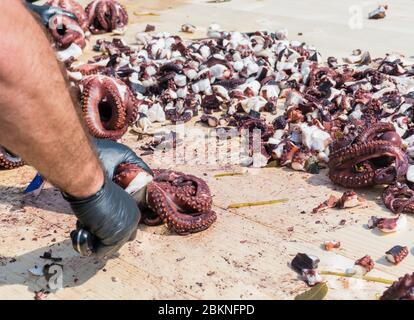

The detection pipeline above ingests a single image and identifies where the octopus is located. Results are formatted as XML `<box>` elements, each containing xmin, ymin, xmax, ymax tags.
<box><xmin>47</xmin><ymin>14</ymin><xmax>87</xmax><ymax>49</ymax></box>
<box><xmin>380</xmin><ymin>273</ymin><xmax>414</xmax><ymax>300</ymax></box>
<box><xmin>113</xmin><ymin>164</ymin><xmax>217</xmax><ymax>235</ymax></box>
<box><xmin>0</xmin><ymin>147</ymin><xmax>24</xmax><ymax>170</ymax></box>
<box><xmin>85</xmin><ymin>0</ymin><xmax>128</xmax><ymax>34</ymax></box>
<box><xmin>80</xmin><ymin>75</ymin><xmax>139</xmax><ymax>140</ymax></box>
<box><xmin>47</xmin><ymin>0</ymin><xmax>89</xmax><ymax>31</ymax></box>
<box><xmin>382</xmin><ymin>182</ymin><xmax>414</xmax><ymax>214</ymax></box>
<box><xmin>328</xmin><ymin>122</ymin><xmax>408</xmax><ymax>188</ymax></box>
<box><xmin>236</xmin><ymin>116</ymin><xmax>274</xmax><ymax>161</ymax></box>
<box><xmin>237</xmin><ymin>117</ymin><xmax>275</xmax><ymax>140</ymax></box>
<box><xmin>68</xmin><ymin>63</ymin><xmax>109</xmax><ymax>76</ymax></box>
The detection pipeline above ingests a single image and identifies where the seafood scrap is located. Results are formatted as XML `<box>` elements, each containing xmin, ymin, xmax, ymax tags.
<box><xmin>113</xmin><ymin>164</ymin><xmax>217</xmax><ymax>235</ymax></box>
<box><xmin>60</xmin><ymin>25</ymin><xmax>414</xmax><ymax>178</ymax></box>
<box><xmin>385</xmin><ymin>245</ymin><xmax>409</xmax><ymax>265</ymax></box>
<box><xmin>368</xmin><ymin>5</ymin><xmax>388</xmax><ymax>20</ymax></box>
<box><xmin>367</xmin><ymin>214</ymin><xmax>407</xmax><ymax>233</ymax></box>
<box><xmin>346</xmin><ymin>255</ymin><xmax>375</xmax><ymax>276</ymax></box>
<box><xmin>42</xmin><ymin>0</ymin><xmax>129</xmax><ymax>62</ymax></box>
<box><xmin>312</xmin><ymin>191</ymin><xmax>364</xmax><ymax>213</ymax></box>
<box><xmin>323</xmin><ymin>240</ymin><xmax>341</xmax><ymax>251</ymax></box>
<box><xmin>380</xmin><ymin>273</ymin><xmax>414</xmax><ymax>300</ymax></box>
<box><xmin>291</xmin><ymin>253</ymin><xmax>322</xmax><ymax>287</ymax></box>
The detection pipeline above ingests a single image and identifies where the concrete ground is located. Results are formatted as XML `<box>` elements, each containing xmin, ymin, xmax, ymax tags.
<box><xmin>0</xmin><ymin>0</ymin><xmax>413</xmax><ymax>300</ymax></box>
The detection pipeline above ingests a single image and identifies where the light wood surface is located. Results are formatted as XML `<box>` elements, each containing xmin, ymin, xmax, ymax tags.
<box><xmin>0</xmin><ymin>0</ymin><xmax>413</xmax><ymax>300</ymax></box>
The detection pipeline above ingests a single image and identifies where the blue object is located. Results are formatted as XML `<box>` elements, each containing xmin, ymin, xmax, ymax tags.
<box><xmin>24</xmin><ymin>173</ymin><xmax>45</xmax><ymax>194</ymax></box>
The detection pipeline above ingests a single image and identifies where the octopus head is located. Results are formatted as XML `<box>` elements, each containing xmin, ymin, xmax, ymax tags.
<box><xmin>380</xmin><ymin>131</ymin><xmax>402</xmax><ymax>148</ymax></box>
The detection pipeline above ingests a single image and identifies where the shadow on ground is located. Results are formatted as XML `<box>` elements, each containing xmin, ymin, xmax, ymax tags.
<box><xmin>0</xmin><ymin>239</ymin><xmax>116</xmax><ymax>298</ymax></box>
<box><xmin>305</xmin><ymin>169</ymin><xmax>389</xmax><ymax>207</ymax></box>
<box><xmin>0</xmin><ymin>185</ymin><xmax>72</xmax><ymax>215</ymax></box>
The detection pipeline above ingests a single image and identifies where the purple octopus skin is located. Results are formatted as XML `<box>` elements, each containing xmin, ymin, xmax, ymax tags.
<box><xmin>80</xmin><ymin>75</ymin><xmax>139</xmax><ymax>140</ymax></box>
<box><xmin>113</xmin><ymin>164</ymin><xmax>217</xmax><ymax>235</ymax></box>
<box><xmin>382</xmin><ymin>183</ymin><xmax>414</xmax><ymax>214</ymax></box>
<box><xmin>0</xmin><ymin>147</ymin><xmax>24</xmax><ymax>170</ymax></box>
<box><xmin>328</xmin><ymin>122</ymin><xmax>408</xmax><ymax>188</ymax></box>
<box><xmin>380</xmin><ymin>273</ymin><xmax>414</xmax><ymax>300</ymax></box>
<box><xmin>85</xmin><ymin>0</ymin><xmax>129</xmax><ymax>34</ymax></box>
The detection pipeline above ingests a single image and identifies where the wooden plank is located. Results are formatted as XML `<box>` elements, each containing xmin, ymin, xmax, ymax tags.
<box><xmin>118</xmin><ymin>207</ymin><xmax>296</xmax><ymax>299</ymax></box>
<box><xmin>1</xmin><ymin>0</ymin><xmax>413</xmax><ymax>300</ymax></box>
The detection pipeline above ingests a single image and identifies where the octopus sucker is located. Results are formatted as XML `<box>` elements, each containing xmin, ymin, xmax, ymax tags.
<box><xmin>147</xmin><ymin>181</ymin><xmax>216</xmax><ymax>235</ymax></box>
<box><xmin>85</xmin><ymin>0</ymin><xmax>129</xmax><ymax>34</ymax></box>
<box><xmin>0</xmin><ymin>147</ymin><xmax>24</xmax><ymax>170</ymax></box>
<box><xmin>68</xmin><ymin>64</ymin><xmax>108</xmax><ymax>76</ymax></box>
<box><xmin>47</xmin><ymin>0</ymin><xmax>89</xmax><ymax>31</ymax></box>
<box><xmin>328</xmin><ymin>123</ymin><xmax>408</xmax><ymax>188</ymax></box>
<box><xmin>382</xmin><ymin>183</ymin><xmax>414</xmax><ymax>214</ymax></box>
<box><xmin>80</xmin><ymin>75</ymin><xmax>138</xmax><ymax>139</ymax></box>
<box><xmin>113</xmin><ymin>164</ymin><xmax>217</xmax><ymax>235</ymax></box>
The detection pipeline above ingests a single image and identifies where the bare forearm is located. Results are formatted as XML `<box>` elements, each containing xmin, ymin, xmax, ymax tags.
<box><xmin>0</xmin><ymin>1</ymin><xmax>103</xmax><ymax>197</ymax></box>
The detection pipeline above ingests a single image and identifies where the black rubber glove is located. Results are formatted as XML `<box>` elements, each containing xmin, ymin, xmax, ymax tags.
<box><xmin>64</xmin><ymin>177</ymin><xmax>140</xmax><ymax>257</ymax></box>
<box><xmin>93</xmin><ymin>138</ymin><xmax>153</xmax><ymax>179</ymax></box>
<box><xmin>25</xmin><ymin>1</ymin><xmax>78</xmax><ymax>27</ymax></box>
<box><xmin>64</xmin><ymin>140</ymin><xmax>151</xmax><ymax>258</ymax></box>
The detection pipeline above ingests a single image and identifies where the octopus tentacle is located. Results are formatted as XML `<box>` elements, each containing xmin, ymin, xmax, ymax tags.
<box><xmin>329</xmin><ymin>140</ymin><xmax>404</xmax><ymax>170</ymax></box>
<box><xmin>329</xmin><ymin>161</ymin><xmax>376</xmax><ymax>188</ymax></box>
<box><xmin>354</xmin><ymin>122</ymin><xmax>395</xmax><ymax>144</ymax></box>
<box><xmin>68</xmin><ymin>64</ymin><xmax>109</xmax><ymax>76</ymax></box>
<box><xmin>172</xmin><ymin>175</ymin><xmax>213</xmax><ymax>212</ymax></box>
<box><xmin>382</xmin><ymin>183</ymin><xmax>414</xmax><ymax>214</ymax></box>
<box><xmin>0</xmin><ymin>147</ymin><xmax>24</xmax><ymax>170</ymax></box>
<box><xmin>81</xmin><ymin>75</ymin><xmax>138</xmax><ymax>139</ymax></box>
<box><xmin>165</xmin><ymin>109</ymin><xmax>194</xmax><ymax>124</ymax></box>
<box><xmin>96</xmin><ymin>2</ymin><xmax>110</xmax><ymax>32</ymax></box>
<box><xmin>85</xmin><ymin>0</ymin><xmax>129</xmax><ymax>34</ymax></box>
<box><xmin>113</xmin><ymin>165</ymin><xmax>217</xmax><ymax>235</ymax></box>
<box><xmin>47</xmin><ymin>0</ymin><xmax>89</xmax><ymax>31</ymax></box>
<box><xmin>101</xmin><ymin>79</ymin><xmax>127</xmax><ymax>129</ymax></box>
<box><xmin>141</xmin><ymin>209</ymin><xmax>164</xmax><ymax>226</ymax></box>
<box><xmin>48</xmin><ymin>15</ymin><xmax>86</xmax><ymax>49</ymax></box>
<box><xmin>380</xmin><ymin>273</ymin><xmax>414</xmax><ymax>300</ymax></box>
<box><xmin>328</xmin><ymin>123</ymin><xmax>408</xmax><ymax>188</ymax></box>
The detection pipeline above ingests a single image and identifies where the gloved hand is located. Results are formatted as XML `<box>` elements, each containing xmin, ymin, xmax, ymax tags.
<box><xmin>93</xmin><ymin>138</ymin><xmax>153</xmax><ymax>179</ymax></box>
<box><xmin>25</xmin><ymin>0</ymin><xmax>78</xmax><ymax>27</ymax></box>
<box><xmin>64</xmin><ymin>176</ymin><xmax>140</xmax><ymax>258</ymax></box>
<box><xmin>94</xmin><ymin>138</ymin><xmax>154</xmax><ymax>207</ymax></box>
<box><xmin>64</xmin><ymin>139</ymin><xmax>152</xmax><ymax>258</ymax></box>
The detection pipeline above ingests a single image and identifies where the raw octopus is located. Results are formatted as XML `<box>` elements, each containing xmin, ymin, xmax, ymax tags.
<box><xmin>328</xmin><ymin>122</ymin><xmax>408</xmax><ymax>188</ymax></box>
<box><xmin>380</xmin><ymin>273</ymin><xmax>414</xmax><ymax>300</ymax></box>
<box><xmin>85</xmin><ymin>0</ymin><xmax>128</xmax><ymax>34</ymax></box>
<box><xmin>47</xmin><ymin>14</ymin><xmax>87</xmax><ymax>50</ymax></box>
<box><xmin>39</xmin><ymin>0</ymin><xmax>130</xmax><ymax>62</ymax></box>
<box><xmin>113</xmin><ymin>163</ymin><xmax>217</xmax><ymax>235</ymax></box>
<box><xmin>64</xmin><ymin>30</ymin><xmax>414</xmax><ymax>174</ymax></box>
<box><xmin>0</xmin><ymin>147</ymin><xmax>24</xmax><ymax>170</ymax></box>
<box><xmin>80</xmin><ymin>75</ymin><xmax>139</xmax><ymax>139</ymax></box>
<box><xmin>47</xmin><ymin>0</ymin><xmax>89</xmax><ymax>31</ymax></box>
<box><xmin>382</xmin><ymin>182</ymin><xmax>414</xmax><ymax>214</ymax></box>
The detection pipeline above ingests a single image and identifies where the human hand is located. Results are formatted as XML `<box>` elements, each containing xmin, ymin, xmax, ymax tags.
<box><xmin>93</xmin><ymin>138</ymin><xmax>153</xmax><ymax>179</ymax></box>
<box><xmin>64</xmin><ymin>139</ymin><xmax>152</xmax><ymax>257</ymax></box>
<box><xmin>64</xmin><ymin>176</ymin><xmax>140</xmax><ymax>257</ymax></box>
